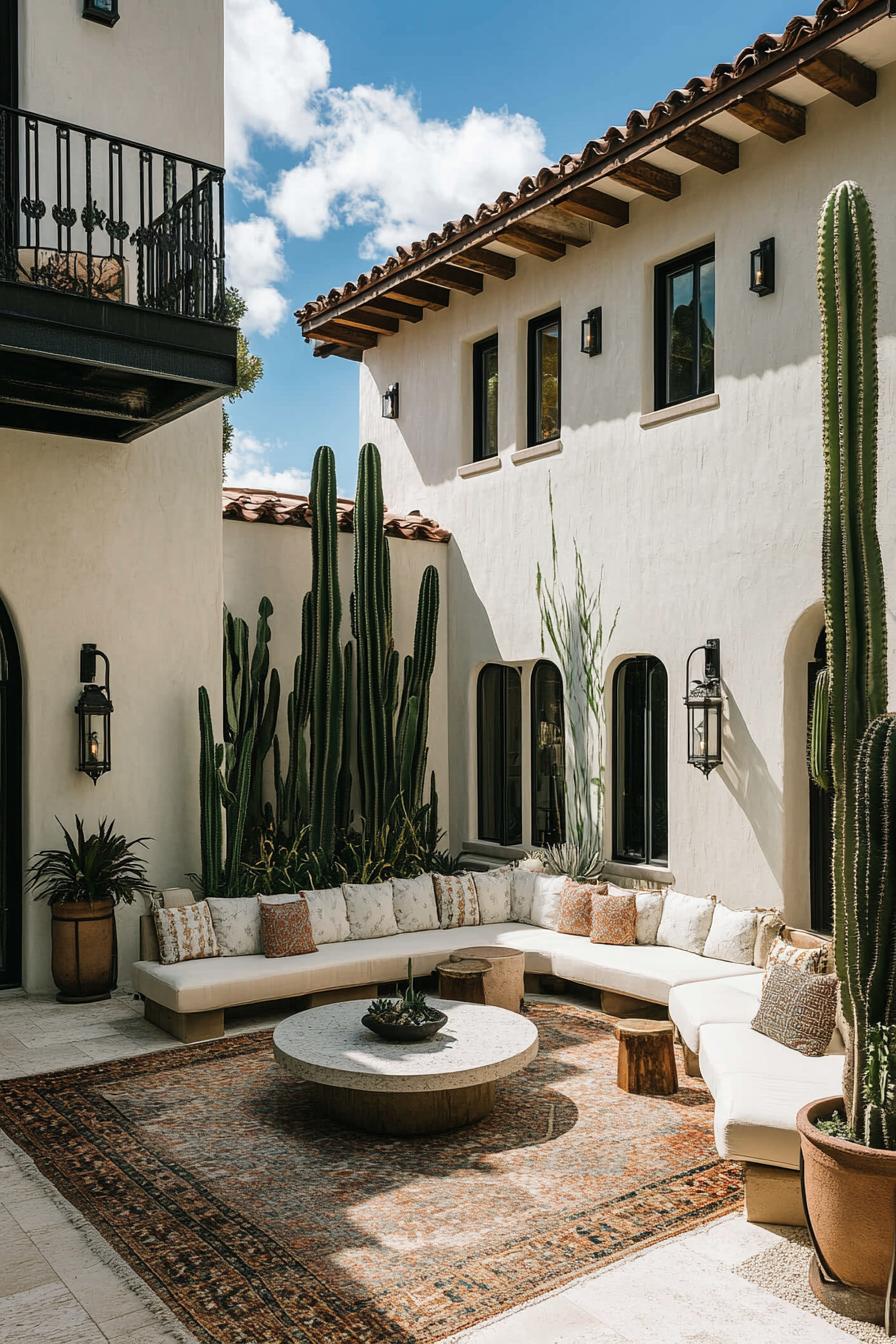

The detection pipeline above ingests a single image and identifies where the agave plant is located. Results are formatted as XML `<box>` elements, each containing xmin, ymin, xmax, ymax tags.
<box><xmin>28</xmin><ymin>817</ymin><xmax>154</xmax><ymax>906</ymax></box>
<box><xmin>531</xmin><ymin>838</ymin><xmax>604</xmax><ymax>882</ymax></box>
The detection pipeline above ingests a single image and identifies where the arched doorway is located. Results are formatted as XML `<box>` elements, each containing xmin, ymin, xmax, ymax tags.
<box><xmin>808</xmin><ymin>628</ymin><xmax>833</xmax><ymax>934</ymax></box>
<box><xmin>0</xmin><ymin>595</ymin><xmax>22</xmax><ymax>987</ymax></box>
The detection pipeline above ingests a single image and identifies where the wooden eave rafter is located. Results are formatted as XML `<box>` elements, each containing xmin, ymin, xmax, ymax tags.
<box><xmin>304</xmin><ymin>1</ymin><xmax>886</xmax><ymax>354</ymax></box>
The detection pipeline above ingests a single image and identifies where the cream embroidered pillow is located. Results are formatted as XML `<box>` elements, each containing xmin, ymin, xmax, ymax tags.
<box><xmin>525</xmin><ymin>874</ymin><xmax>568</xmax><ymax>930</ymax></box>
<box><xmin>342</xmin><ymin>883</ymin><xmax>399</xmax><ymax>940</ymax></box>
<box><xmin>392</xmin><ymin>874</ymin><xmax>439</xmax><ymax>933</ymax></box>
<box><xmin>656</xmin><ymin>890</ymin><xmax>716</xmax><ymax>955</ymax></box>
<box><xmin>433</xmin><ymin>873</ymin><xmax>480</xmax><ymax>929</ymax></box>
<box><xmin>302</xmin><ymin>887</ymin><xmax>351</xmax><ymax>944</ymax></box>
<box><xmin>635</xmin><ymin>890</ymin><xmax>665</xmax><ymax>945</ymax></box>
<box><xmin>703</xmin><ymin>903</ymin><xmax>757</xmax><ymax>965</ymax></box>
<box><xmin>473</xmin><ymin>868</ymin><xmax>513</xmax><ymax>924</ymax></box>
<box><xmin>153</xmin><ymin>901</ymin><xmax>220</xmax><ymax>966</ymax></box>
<box><xmin>510</xmin><ymin>868</ymin><xmax>535</xmax><ymax>923</ymax></box>
<box><xmin>206</xmin><ymin>896</ymin><xmax>262</xmax><ymax>956</ymax></box>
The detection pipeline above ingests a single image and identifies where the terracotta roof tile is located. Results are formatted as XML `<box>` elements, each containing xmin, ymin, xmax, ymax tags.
<box><xmin>297</xmin><ymin>0</ymin><xmax>876</xmax><ymax>329</ymax></box>
<box><xmin>222</xmin><ymin>487</ymin><xmax>450</xmax><ymax>543</ymax></box>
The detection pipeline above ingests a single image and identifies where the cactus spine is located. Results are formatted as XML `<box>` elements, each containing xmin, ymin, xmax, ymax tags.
<box><xmin>308</xmin><ymin>445</ymin><xmax>343</xmax><ymax>856</ymax></box>
<box><xmin>818</xmin><ymin>180</ymin><xmax>893</xmax><ymax>1143</ymax></box>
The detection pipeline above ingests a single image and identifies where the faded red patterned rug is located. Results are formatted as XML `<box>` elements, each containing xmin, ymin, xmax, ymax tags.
<box><xmin>0</xmin><ymin>1001</ymin><xmax>741</xmax><ymax>1343</ymax></box>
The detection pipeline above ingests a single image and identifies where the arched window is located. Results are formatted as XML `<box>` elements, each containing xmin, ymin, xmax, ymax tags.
<box><xmin>613</xmin><ymin>656</ymin><xmax>668</xmax><ymax>865</ymax></box>
<box><xmin>0</xmin><ymin>596</ymin><xmax>22</xmax><ymax>987</ymax></box>
<box><xmin>531</xmin><ymin>660</ymin><xmax>565</xmax><ymax>847</ymax></box>
<box><xmin>477</xmin><ymin>664</ymin><xmax>522</xmax><ymax>846</ymax></box>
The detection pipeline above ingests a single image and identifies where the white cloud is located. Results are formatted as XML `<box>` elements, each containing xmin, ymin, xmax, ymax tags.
<box><xmin>226</xmin><ymin>215</ymin><xmax>289</xmax><ymax>336</ymax></box>
<box><xmin>226</xmin><ymin>428</ymin><xmax>311</xmax><ymax>495</ymax></box>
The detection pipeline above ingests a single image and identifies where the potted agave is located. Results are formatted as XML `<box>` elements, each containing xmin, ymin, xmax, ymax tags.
<box><xmin>799</xmin><ymin>180</ymin><xmax>896</xmax><ymax>1331</ymax></box>
<box><xmin>29</xmin><ymin>817</ymin><xmax>153</xmax><ymax>1002</ymax></box>
<box><xmin>363</xmin><ymin>960</ymin><xmax>447</xmax><ymax>1042</ymax></box>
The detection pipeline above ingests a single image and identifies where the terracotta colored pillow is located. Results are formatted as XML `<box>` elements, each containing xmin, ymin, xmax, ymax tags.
<box><xmin>590</xmin><ymin>889</ymin><xmax>637</xmax><ymax>946</ymax></box>
<box><xmin>258</xmin><ymin>896</ymin><xmax>318</xmax><ymax>958</ymax></box>
<box><xmin>557</xmin><ymin>879</ymin><xmax>607</xmax><ymax>937</ymax></box>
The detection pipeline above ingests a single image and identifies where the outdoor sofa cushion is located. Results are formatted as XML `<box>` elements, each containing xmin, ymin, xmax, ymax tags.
<box><xmin>549</xmin><ymin>941</ymin><xmax>755</xmax><ymax>1004</ymax></box>
<box><xmin>668</xmin><ymin>971</ymin><xmax>764</xmax><ymax>1052</ymax></box>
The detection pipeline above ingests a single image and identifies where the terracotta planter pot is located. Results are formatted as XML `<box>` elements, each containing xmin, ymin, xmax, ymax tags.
<box><xmin>51</xmin><ymin>900</ymin><xmax>116</xmax><ymax>1003</ymax></box>
<box><xmin>798</xmin><ymin>1095</ymin><xmax>896</xmax><ymax>1314</ymax></box>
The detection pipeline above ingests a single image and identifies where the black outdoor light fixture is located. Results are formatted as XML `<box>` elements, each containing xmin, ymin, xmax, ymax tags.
<box><xmin>381</xmin><ymin>382</ymin><xmax>399</xmax><ymax>419</ymax></box>
<box><xmin>75</xmin><ymin>644</ymin><xmax>112</xmax><ymax>783</ymax></box>
<box><xmin>580</xmin><ymin>307</ymin><xmax>602</xmax><ymax>357</ymax></box>
<box><xmin>685</xmin><ymin>639</ymin><xmax>723</xmax><ymax>776</ymax></box>
<box><xmin>750</xmin><ymin>238</ymin><xmax>775</xmax><ymax>296</ymax></box>
<box><xmin>82</xmin><ymin>0</ymin><xmax>120</xmax><ymax>26</ymax></box>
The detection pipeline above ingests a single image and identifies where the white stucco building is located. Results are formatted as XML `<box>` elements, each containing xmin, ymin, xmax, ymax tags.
<box><xmin>299</xmin><ymin>1</ymin><xmax>896</xmax><ymax>930</ymax></box>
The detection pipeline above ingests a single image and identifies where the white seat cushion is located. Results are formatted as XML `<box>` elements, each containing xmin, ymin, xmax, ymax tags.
<box><xmin>699</xmin><ymin>1022</ymin><xmax>845</xmax><ymax>1169</ymax></box>
<box><xmin>669</xmin><ymin>972</ymin><xmax>764</xmax><ymax>1052</ymax></box>
<box><xmin>550</xmin><ymin>943</ymin><xmax>756</xmax><ymax>1005</ymax></box>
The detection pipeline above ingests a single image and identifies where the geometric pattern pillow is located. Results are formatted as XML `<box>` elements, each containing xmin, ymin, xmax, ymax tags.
<box><xmin>752</xmin><ymin>963</ymin><xmax>839</xmax><ymax>1056</ymax></box>
<box><xmin>433</xmin><ymin>873</ymin><xmax>480</xmax><ymax>929</ymax></box>
<box><xmin>153</xmin><ymin>901</ymin><xmax>220</xmax><ymax>966</ymax></box>
<box><xmin>590</xmin><ymin>889</ymin><xmax>637</xmax><ymax>946</ymax></box>
<box><xmin>258</xmin><ymin>896</ymin><xmax>317</xmax><ymax>958</ymax></box>
<box><xmin>764</xmin><ymin>934</ymin><xmax>829</xmax><ymax>981</ymax></box>
<box><xmin>557</xmin><ymin>879</ymin><xmax>605</xmax><ymax>937</ymax></box>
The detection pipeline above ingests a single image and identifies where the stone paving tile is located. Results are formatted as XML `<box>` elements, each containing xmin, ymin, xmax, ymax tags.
<box><xmin>0</xmin><ymin>1279</ymin><xmax>107</xmax><ymax>1344</ymax></box>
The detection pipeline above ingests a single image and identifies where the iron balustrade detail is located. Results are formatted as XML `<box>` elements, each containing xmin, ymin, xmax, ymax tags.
<box><xmin>0</xmin><ymin>104</ymin><xmax>227</xmax><ymax>322</ymax></box>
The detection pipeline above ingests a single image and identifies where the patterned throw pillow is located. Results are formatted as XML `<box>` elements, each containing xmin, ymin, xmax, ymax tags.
<box><xmin>752</xmin><ymin>963</ymin><xmax>839</xmax><ymax>1056</ymax></box>
<box><xmin>258</xmin><ymin>896</ymin><xmax>317</xmax><ymax>958</ymax></box>
<box><xmin>302</xmin><ymin>888</ymin><xmax>351</xmax><ymax>944</ymax></box>
<box><xmin>153</xmin><ymin>901</ymin><xmax>221</xmax><ymax>966</ymax></box>
<box><xmin>433</xmin><ymin>873</ymin><xmax>480</xmax><ymax>929</ymax></box>
<box><xmin>656</xmin><ymin>890</ymin><xmax>716</xmax><ymax>955</ymax></box>
<box><xmin>206</xmin><ymin>896</ymin><xmax>262</xmax><ymax>956</ymax></box>
<box><xmin>510</xmin><ymin>868</ymin><xmax>535</xmax><ymax>923</ymax></box>
<box><xmin>764</xmin><ymin>934</ymin><xmax>829</xmax><ymax>981</ymax></box>
<box><xmin>342</xmin><ymin>883</ymin><xmax>400</xmax><ymax>940</ymax></box>
<box><xmin>752</xmin><ymin>909</ymin><xmax>786</xmax><ymax>967</ymax></box>
<box><xmin>557</xmin><ymin>879</ymin><xmax>607</xmax><ymax>937</ymax></box>
<box><xmin>392</xmin><ymin>874</ymin><xmax>439</xmax><ymax>933</ymax></box>
<box><xmin>590</xmin><ymin>889</ymin><xmax>637</xmax><ymax>946</ymax></box>
<box><xmin>473</xmin><ymin>868</ymin><xmax>513</xmax><ymax>924</ymax></box>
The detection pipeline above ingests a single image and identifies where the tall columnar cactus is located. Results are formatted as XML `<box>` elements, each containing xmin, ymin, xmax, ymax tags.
<box><xmin>397</xmin><ymin>564</ymin><xmax>440</xmax><ymax>808</ymax></box>
<box><xmin>198</xmin><ymin>685</ymin><xmax>222</xmax><ymax>897</ymax></box>
<box><xmin>308</xmin><ymin>445</ymin><xmax>343</xmax><ymax>856</ymax></box>
<box><xmin>818</xmin><ymin>180</ymin><xmax>892</xmax><ymax>1142</ymax></box>
<box><xmin>354</xmin><ymin>441</ymin><xmax>392</xmax><ymax>832</ymax></box>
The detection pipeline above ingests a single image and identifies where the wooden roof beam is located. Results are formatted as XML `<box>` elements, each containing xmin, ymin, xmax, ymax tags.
<box><xmin>798</xmin><ymin>49</ymin><xmax>877</xmax><ymax>106</ymax></box>
<box><xmin>308</xmin><ymin>320</ymin><xmax>378</xmax><ymax>350</ymax></box>
<box><xmin>556</xmin><ymin>185</ymin><xmax>629</xmax><ymax>228</ymax></box>
<box><xmin>452</xmin><ymin>246</ymin><xmax>516</xmax><ymax>279</ymax></box>
<box><xmin>392</xmin><ymin>278</ymin><xmax>451</xmax><ymax>308</ymax></box>
<box><xmin>729</xmin><ymin>89</ymin><xmax>806</xmax><ymax>142</ymax></box>
<box><xmin>426</xmin><ymin>262</ymin><xmax>485</xmax><ymax>295</ymax></box>
<box><xmin>312</xmin><ymin>341</ymin><xmax>363</xmax><ymax>362</ymax></box>
<box><xmin>329</xmin><ymin>310</ymin><xmax>399</xmax><ymax>336</ymax></box>
<box><xmin>611</xmin><ymin>160</ymin><xmax>681</xmax><ymax>201</ymax></box>
<box><xmin>359</xmin><ymin>296</ymin><xmax>424</xmax><ymax>323</ymax></box>
<box><xmin>667</xmin><ymin>124</ymin><xmax>739</xmax><ymax>173</ymax></box>
<box><xmin>499</xmin><ymin>223</ymin><xmax>566</xmax><ymax>261</ymax></box>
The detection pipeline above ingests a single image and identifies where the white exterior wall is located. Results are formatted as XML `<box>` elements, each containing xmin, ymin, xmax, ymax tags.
<box><xmin>2</xmin><ymin>0</ymin><xmax>226</xmax><ymax>990</ymax></box>
<box><xmin>223</xmin><ymin>521</ymin><xmax>451</xmax><ymax>839</ymax></box>
<box><xmin>358</xmin><ymin>65</ymin><xmax>896</xmax><ymax>924</ymax></box>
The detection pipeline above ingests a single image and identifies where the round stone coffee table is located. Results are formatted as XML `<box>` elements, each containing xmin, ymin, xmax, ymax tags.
<box><xmin>273</xmin><ymin>998</ymin><xmax>538</xmax><ymax>1136</ymax></box>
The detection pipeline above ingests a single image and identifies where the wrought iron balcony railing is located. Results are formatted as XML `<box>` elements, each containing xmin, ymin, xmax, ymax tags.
<box><xmin>0</xmin><ymin>105</ymin><xmax>227</xmax><ymax>323</ymax></box>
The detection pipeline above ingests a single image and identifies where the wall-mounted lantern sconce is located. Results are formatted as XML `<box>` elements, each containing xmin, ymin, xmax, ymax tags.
<box><xmin>750</xmin><ymin>238</ymin><xmax>775</xmax><ymax>296</ymax></box>
<box><xmin>83</xmin><ymin>0</ymin><xmax>120</xmax><ymax>25</ymax></box>
<box><xmin>381</xmin><ymin>383</ymin><xmax>399</xmax><ymax>419</ymax></box>
<box><xmin>75</xmin><ymin>644</ymin><xmax>112</xmax><ymax>783</ymax></box>
<box><xmin>580</xmin><ymin>307</ymin><xmax>602</xmax><ymax>356</ymax></box>
<box><xmin>685</xmin><ymin>638</ymin><xmax>723</xmax><ymax>776</ymax></box>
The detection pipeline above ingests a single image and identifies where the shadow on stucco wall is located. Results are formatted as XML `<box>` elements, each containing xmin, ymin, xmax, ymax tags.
<box><xmin>718</xmin><ymin>682</ymin><xmax>784</xmax><ymax>910</ymax></box>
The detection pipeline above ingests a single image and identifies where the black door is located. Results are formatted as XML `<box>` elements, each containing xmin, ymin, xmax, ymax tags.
<box><xmin>808</xmin><ymin>628</ymin><xmax>833</xmax><ymax>935</ymax></box>
<box><xmin>0</xmin><ymin>0</ymin><xmax>18</xmax><ymax>278</ymax></box>
<box><xmin>0</xmin><ymin>0</ymin><xmax>16</xmax><ymax>106</ymax></box>
<box><xmin>0</xmin><ymin>595</ymin><xmax>22</xmax><ymax>987</ymax></box>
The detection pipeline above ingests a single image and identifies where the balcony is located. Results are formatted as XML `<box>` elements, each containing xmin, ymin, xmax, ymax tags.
<box><xmin>0</xmin><ymin>106</ymin><xmax>237</xmax><ymax>442</ymax></box>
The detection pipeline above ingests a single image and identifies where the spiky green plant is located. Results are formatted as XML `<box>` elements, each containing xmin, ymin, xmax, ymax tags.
<box><xmin>29</xmin><ymin>817</ymin><xmax>153</xmax><ymax>906</ymax></box>
<box><xmin>308</xmin><ymin>445</ymin><xmax>343</xmax><ymax>857</ymax></box>
<box><xmin>817</xmin><ymin>180</ymin><xmax>894</xmax><ymax>1147</ymax></box>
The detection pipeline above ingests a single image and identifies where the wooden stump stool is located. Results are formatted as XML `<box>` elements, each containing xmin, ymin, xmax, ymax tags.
<box><xmin>452</xmin><ymin>946</ymin><xmax>526</xmax><ymax>1014</ymax></box>
<box><xmin>436</xmin><ymin>957</ymin><xmax>491</xmax><ymax>1006</ymax></box>
<box><xmin>614</xmin><ymin>1019</ymin><xmax>678</xmax><ymax>1095</ymax></box>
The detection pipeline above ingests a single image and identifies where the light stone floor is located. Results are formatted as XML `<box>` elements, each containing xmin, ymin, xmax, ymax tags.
<box><xmin>0</xmin><ymin>988</ymin><xmax>864</xmax><ymax>1344</ymax></box>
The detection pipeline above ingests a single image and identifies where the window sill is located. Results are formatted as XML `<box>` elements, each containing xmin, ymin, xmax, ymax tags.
<box><xmin>639</xmin><ymin>393</ymin><xmax>720</xmax><ymax>429</ymax></box>
<box><xmin>462</xmin><ymin>840</ymin><xmax>525</xmax><ymax>862</ymax></box>
<box><xmin>603</xmin><ymin>860</ymin><xmax>675</xmax><ymax>887</ymax></box>
<box><xmin>511</xmin><ymin>438</ymin><xmax>563</xmax><ymax>465</ymax></box>
<box><xmin>458</xmin><ymin>456</ymin><xmax>501</xmax><ymax>479</ymax></box>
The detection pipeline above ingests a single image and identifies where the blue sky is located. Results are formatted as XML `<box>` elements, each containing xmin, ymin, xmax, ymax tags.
<box><xmin>224</xmin><ymin>0</ymin><xmax>808</xmax><ymax>495</ymax></box>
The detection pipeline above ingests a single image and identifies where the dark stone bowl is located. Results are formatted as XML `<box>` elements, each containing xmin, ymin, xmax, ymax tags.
<box><xmin>361</xmin><ymin>1010</ymin><xmax>448</xmax><ymax>1043</ymax></box>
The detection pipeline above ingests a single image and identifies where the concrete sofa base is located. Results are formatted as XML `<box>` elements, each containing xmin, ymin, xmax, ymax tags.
<box><xmin>744</xmin><ymin>1162</ymin><xmax>805</xmax><ymax>1227</ymax></box>
<box><xmin>145</xmin><ymin>998</ymin><xmax>225</xmax><ymax>1043</ymax></box>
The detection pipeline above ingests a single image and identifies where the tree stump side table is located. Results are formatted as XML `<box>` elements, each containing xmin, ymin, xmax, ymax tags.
<box><xmin>439</xmin><ymin>946</ymin><xmax>526</xmax><ymax>1014</ymax></box>
<box><xmin>614</xmin><ymin>1018</ymin><xmax>678</xmax><ymax>1095</ymax></box>
<box><xmin>436</xmin><ymin>957</ymin><xmax>491</xmax><ymax>1006</ymax></box>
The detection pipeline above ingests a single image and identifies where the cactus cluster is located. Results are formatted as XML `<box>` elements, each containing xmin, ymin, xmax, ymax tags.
<box><xmin>199</xmin><ymin>441</ymin><xmax>441</xmax><ymax>891</ymax></box>
<box><xmin>817</xmin><ymin>180</ymin><xmax>895</xmax><ymax>1148</ymax></box>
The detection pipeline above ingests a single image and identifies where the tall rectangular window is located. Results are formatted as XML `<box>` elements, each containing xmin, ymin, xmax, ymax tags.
<box><xmin>654</xmin><ymin>246</ymin><xmax>714</xmax><ymax>410</ymax></box>
<box><xmin>527</xmin><ymin>309</ymin><xmax>561</xmax><ymax>447</ymax></box>
<box><xmin>472</xmin><ymin>334</ymin><xmax>499</xmax><ymax>461</ymax></box>
<box><xmin>613</xmin><ymin>656</ymin><xmax>668</xmax><ymax>866</ymax></box>
<box><xmin>477</xmin><ymin>664</ymin><xmax>522</xmax><ymax>846</ymax></box>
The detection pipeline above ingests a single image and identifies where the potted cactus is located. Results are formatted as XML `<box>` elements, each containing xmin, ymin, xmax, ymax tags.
<box><xmin>798</xmin><ymin>180</ymin><xmax>896</xmax><ymax>1330</ymax></box>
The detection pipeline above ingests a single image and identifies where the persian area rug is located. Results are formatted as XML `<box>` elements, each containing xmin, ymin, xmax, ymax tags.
<box><xmin>0</xmin><ymin>1001</ymin><xmax>742</xmax><ymax>1344</ymax></box>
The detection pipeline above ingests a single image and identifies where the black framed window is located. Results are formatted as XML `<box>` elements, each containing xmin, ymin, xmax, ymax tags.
<box><xmin>472</xmin><ymin>334</ymin><xmax>499</xmax><ymax>461</ymax></box>
<box><xmin>654</xmin><ymin>246</ymin><xmax>714</xmax><ymax>410</ymax></box>
<box><xmin>613</xmin><ymin>656</ymin><xmax>668</xmax><ymax>865</ymax></box>
<box><xmin>477</xmin><ymin>664</ymin><xmax>522</xmax><ymax>846</ymax></box>
<box><xmin>531</xmin><ymin>660</ymin><xmax>565</xmax><ymax>847</ymax></box>
<box><xmin>527</xmin><ymin>309</ymin><xmax>560</xmax><ymax>446</ymax></box>
<box><xmin>0</xmin><ymin>596</ymin><xmax>22</xmax><ymax>988</ymax></box>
